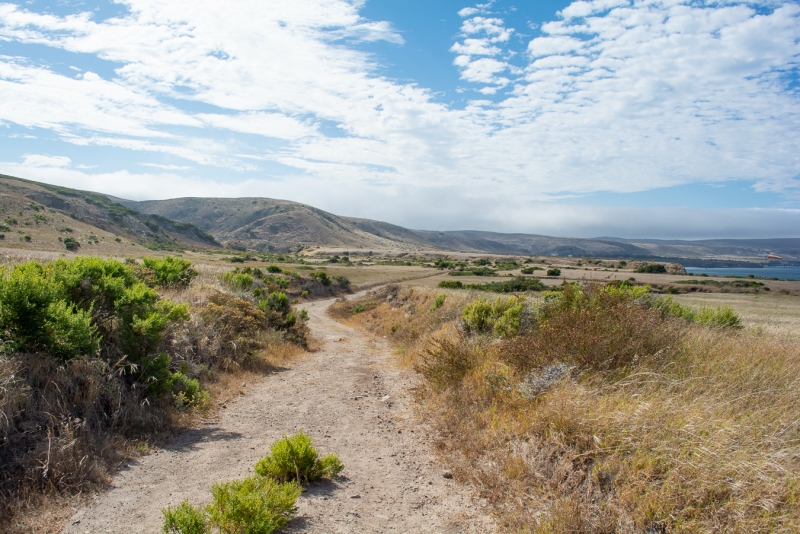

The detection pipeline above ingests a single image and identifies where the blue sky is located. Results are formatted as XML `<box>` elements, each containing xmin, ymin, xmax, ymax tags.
<box><xmin>0</xmin><ymin>0</ymin><xmax>799</xmax><ymax>238</ymax></box>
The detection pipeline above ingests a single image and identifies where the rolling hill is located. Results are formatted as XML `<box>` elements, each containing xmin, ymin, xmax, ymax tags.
<box><xmin>0</xmin><ymin>175</ymin><xmax>220</xmax><ymax>254</ymax></box>
<box><xmin>2</xmin><ymin>174</ymin><xmax>797</xmax><ymax>262</ymax></box>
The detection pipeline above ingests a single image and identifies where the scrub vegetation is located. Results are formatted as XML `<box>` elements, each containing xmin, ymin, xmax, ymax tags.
<box><xmin>161</xmin><ymin>431</ymin><xmax>342</xmax><ymax>534</ymax></box>
<box><xmin>331</xmin><ymin>282</ymin><xmax>800</xmax><ymax>532</ymax></box>
<box><xmin>0</xmin><ymin>256</ymin><xmax>320</xmax><ymax>528</ymax></box>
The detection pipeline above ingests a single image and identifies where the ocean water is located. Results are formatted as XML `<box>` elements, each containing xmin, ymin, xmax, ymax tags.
<box><xmin>684</xmin><ymin>266</ymin><xmax>800</xmax><ymax>281</ymax></box>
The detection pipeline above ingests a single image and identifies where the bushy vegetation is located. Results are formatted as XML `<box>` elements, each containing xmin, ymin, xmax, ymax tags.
<box><xmin>0</xmin><ymin>256</ymin><xmax>311</xmax><ymax>527</ymax></box>
<box><xmin>142</xmin><ymin>256</ymin><xmax>199</xmax><ymax>288</ymax></box>
<box><xmin>63</xmin><ymin>237</ymin><xmax>80</xmax><ymax>251</ymax></box>
<box><xmin>546</xmin><ymin>267</ymin><xmax>561</xmax><ymax>276</ymax></box>
<box><xmin>254</xmin><ymin>431</ymin><xmax>344</xmax><ymax>483</ymax></box>
<box><xmin>635</xmin><ymin>262</ymin><xmax>667</xmax><ymax>273</ymax></box>
<box><xmin>438</xmin><ymin>276</ymin><xmax>546</xmax><ymax>293</ymax></box>
<box><xmin>333</xmin><ymin>282</ymin><xmax>799</xmax><ymax>531</ymax></box>
<box><xmin>162</xmin><ymin>432</ymin><xmax>341</xmax><ymax>533</ymax></box>
<box><xmin>460</xmin><ymin>296</ymin><xmax>526</xmax><ymax>338</ymax></box>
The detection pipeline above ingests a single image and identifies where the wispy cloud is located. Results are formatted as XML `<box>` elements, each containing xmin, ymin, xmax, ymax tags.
<box><xmin>0</xmin><ymin>0</ymin><xmax>798</xmax><ymax>237</ymax></box>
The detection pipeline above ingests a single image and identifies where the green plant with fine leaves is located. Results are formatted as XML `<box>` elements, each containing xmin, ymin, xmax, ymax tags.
<box><xmin>206</xmin><ymin>476</ymin><xmax>301</xmax><ymax>534</ymax></box>
<box><xmin>254</xmin><ymin>431</ymin><xmax>344</xmax><ymax>483</ymax></box>
<box><xmin>142</xmin><ymin>256</ymin><xmax>198</xmax><ymax>288</ymax></box>
<box><xmin>162</xmin><ymin>500</ymin><xmax>208</xmax><ymax>534</ymax></box>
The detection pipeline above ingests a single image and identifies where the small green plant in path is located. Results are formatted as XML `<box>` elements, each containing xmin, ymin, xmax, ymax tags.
<box><xmin>206</xmin><ymin>476</ymin><xmax>301</xmax><ymax>534</ymax></box>
<box><xmin>254</xmin><ymin>431</ymin><xmax>344</xmax><ymax>483</ymax></box>
<box><xmin>162</xmin><ymin>432</ymin><xmax>342</xmax><ymax>533</ymax></box>
<box><xmin>162</xmin><ymin>500</ymin><xmax>208</xmax><ymax>534</ymax></box>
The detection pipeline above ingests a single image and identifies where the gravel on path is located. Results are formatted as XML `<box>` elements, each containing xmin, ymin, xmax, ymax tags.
<box><xmin>61</xmin><ymin>292</ymin><xmax>495</xmax><ymax>533</ymax></box>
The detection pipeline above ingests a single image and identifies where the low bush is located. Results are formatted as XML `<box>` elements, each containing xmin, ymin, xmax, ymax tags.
<box><xmin>206</xmin><ymin>476</ymin><xmax>300</xmax><ymax>534</ymax></box>
<box><xmin>254</xmin><ymin>431</ymin><xmax>344</xmax><ymax>483</ymax></box>
<box><xmin>223</xmin><ymin>272</ymin><xmax>254</xmax><ymax>291</ymax></box>
<box><xmin>142</xmin><ymin>256</ymin><xmax>198</xmax><ymax>288</ymax></box>
<box><xmin>162</xmin><ymin>500</ymin><xmax>207</xmax><ymax>534</ymax></box>
<box><xmin>519</xmin><ymin>266</ymin><xmax>542</xmax><ymax>274</ymax></box>
<box><xmin>310</xmin><ymin>272</ymin><xmax>331</xmax><ymax>286</ymax></box>
<box><xmin>162</xmin><ymin>477</ymin><xmax>300</xmax><ymax>534</ymax></box>
<box><xmin>546</xmin><ymin>267</ymin><xmax>561</xmax><ymax>276</ymax></box>
<box><xmin>462</xmin><ymin>295</ymin><xmax>526</xmax><ymax>338</ymax></box>
<box><xmin>448</xmin><ymin>267</ymin><xmax>496</xmax><ymax>277</ymax></box>
<box><xmin>63</xmin><ymin>237</ymin><xmax>80</xmax><ymax>251</ymax></box>
<box><xmin>636</xmin><ymin>263</ymin><xmax>667</xmax><ymax>273</ymax></box>
<box><xmin>466</xmin><ymin>276</ymin><xmax>545</xmax><ymax>293</ymax></box>
<box><xmin>429</xmin><ymin>294</ymin><xmax>446</xmax><ymax>311</ymax></box>
<box><xmin>437</xmin><ymin>280</ymin><xmax>463</xmax><ymax>289</ymax></box>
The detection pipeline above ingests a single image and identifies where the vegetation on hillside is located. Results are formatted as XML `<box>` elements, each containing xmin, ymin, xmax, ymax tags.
<box><xmin>331</xmin><ymin>283</ymin><xmax>799</xmax><ymax>531</ymax></box>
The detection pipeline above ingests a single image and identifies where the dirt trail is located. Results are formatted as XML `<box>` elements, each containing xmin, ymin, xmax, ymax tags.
<box><xmin>62</xmin><ymin>292</ymin><xmax>494</xmax><ymax>533</ymax></box>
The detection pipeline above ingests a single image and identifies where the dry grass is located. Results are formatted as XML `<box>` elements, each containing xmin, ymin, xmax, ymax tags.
<box><xmin>334</xmin><ymin>284</ymin><xmax>800</xmax><ymax>532</ymax></box>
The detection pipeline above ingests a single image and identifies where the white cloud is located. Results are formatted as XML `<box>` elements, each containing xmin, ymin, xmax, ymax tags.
<box><xmin>0</xmin><ymin>0</ymin><xmax>798</xmax><ymax>237</ymax></box>
<box><xmin>140</xmin><ymin>163</ymin><xmax>192</xmax><ymax>170</ymax></box>
<box><xmin>21</xmin><ymin>154</ymin><xmax>71</xmax><ymax>167</ymax></box>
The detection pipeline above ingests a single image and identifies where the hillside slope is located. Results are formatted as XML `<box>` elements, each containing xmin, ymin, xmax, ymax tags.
<box><xmin>0</xmin><ymin>175</ymin><xmax>220</xmax><ymax>254</ymax></box>
<box><xmin>120</xmin><ymin>197</ymin><xmax>422</xmax><ymax>252</ymax></box>
<box><xmin>4</xmin><ymin>175</ymin><xmax>797</xmax><ymax>261</ymax></box>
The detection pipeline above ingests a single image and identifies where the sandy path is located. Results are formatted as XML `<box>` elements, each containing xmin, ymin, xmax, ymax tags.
<box><xmin>62</xmin><ymin>292</ymin><xmax>494</xmax><ymax>533</ymax></box>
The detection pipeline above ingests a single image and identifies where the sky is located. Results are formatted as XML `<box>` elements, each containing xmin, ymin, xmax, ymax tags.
<box><xmin>0</xmin><ymin>0</ymin><xmax>799</xmax><ymax>239</ymax></box>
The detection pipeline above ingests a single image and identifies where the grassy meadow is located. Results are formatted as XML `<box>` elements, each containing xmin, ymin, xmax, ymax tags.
<box><xmin>331</xmin><ymin>278</ymin><xmax>800</xmax><ymax>532</ymax></box>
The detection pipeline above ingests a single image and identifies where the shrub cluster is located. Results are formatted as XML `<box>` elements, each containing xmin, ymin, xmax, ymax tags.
<box><xmin>635</xmin><ymin>263</ymin><xmax>667</xmax><ymax>273</ymax></box>
<box><xmin>162</xmin><ymin>432</ymin><xmax>342</xmax><ymax>534</ymax></box>
<box><xmin>438</xmin><ymin>276</ymin><xmax>545</xmax><ymax>293</ymax></box>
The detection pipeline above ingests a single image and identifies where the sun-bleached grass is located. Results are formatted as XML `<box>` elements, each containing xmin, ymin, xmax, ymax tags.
<box><xmin>334</xmin><ymin>284</ymin><xmax>800</xmax><ymax>532</ymax></box>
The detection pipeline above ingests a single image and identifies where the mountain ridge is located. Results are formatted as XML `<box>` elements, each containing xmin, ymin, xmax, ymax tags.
<box><xmin>2</xmin><ymin>175</ymin><xmax>797</xmax><ymax>261</ymax></box>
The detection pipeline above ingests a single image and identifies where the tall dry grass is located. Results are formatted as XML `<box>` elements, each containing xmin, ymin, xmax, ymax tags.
<box><xmin>334</xmin><ymin>284</ymin><xmax>800</xmax><ymax>532</ymax></box>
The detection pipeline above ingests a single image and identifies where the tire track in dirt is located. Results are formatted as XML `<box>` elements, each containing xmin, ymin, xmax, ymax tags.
<box><xmin>62</xmin><ymin>292</ymin><xmax>494</xmax><ymax>533</ymax></box>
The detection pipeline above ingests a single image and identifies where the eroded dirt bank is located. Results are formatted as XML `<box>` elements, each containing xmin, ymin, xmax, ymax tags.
<box><xmin>62</xmin><ymin>293</ymin><xmax>494</xmax><ymax>533</ymax></box>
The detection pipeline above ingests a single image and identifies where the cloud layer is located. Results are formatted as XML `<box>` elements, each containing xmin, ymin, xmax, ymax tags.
<box><xmin>0</xmin><ymin>0</ymin><xmax>798</xmax><ymax>237</ymax></box>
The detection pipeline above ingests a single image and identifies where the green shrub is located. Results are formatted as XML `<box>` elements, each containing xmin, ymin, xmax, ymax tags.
<box><xmin>653</xmin><ymin>297</ymin><xmax>742</xmax><ymax>329</ymax></box>
<box><xmin>466</xmin><ymin>276</ymin><xmax>546</xmax><ymax>293</ymax></box>
<box><xmin>162</xmin><ymin>500</ymin><xmax>208</xmax><ymax>534</ymax></box>
<box><xmin>224</xmin><ymin>272</ymin><xmax>254</xmax><ymax>291</ymax></box>
<box><xmin>254</xmin><ymin>431</ymin><xmax>344</xmax><ymax>483</ymax></box>
<box><xmin>0</xmin><ymin>257</ymin><xmax>190</xmax><ymax>391</ymax></box>
<box><xmin>438</xmin><ymin>280</ymin><xmax>463</xmax><ymax>289</ymax></box>
<box><xmin>43</xmin><ymin>300</ymin><xmax>100</xmax><ymax>359</ymax></box>
<box><xmin>257</xmin><ymin>291</ymin><xmax>289</xmax><ymax>313</ymax></box>
<box><xmin>636</xmin><ymin>263</ymin><xmax>667</xmax><ymax>274</ymax></box>
<box><xmin>333</xmin><ymin>275</ymin><xmax>350</xmax><ymax>287</ymax></box>
<box><xmin>449</xmin><ymin>267</ymin><xmax>496</xmax><ymax>277</ymax></box>
<box><xmin>462</xmin><ymin>296</ymin><xmax>526</xmax><ymax>338</ymax></box>
<box><xmin>310</xmin><ymin>272</ymin><xmax>331</xmax><ymax>286</ymax></box>
<box><xmin>0</xmin><ymin>225</ymin><xmax>10</xmax><ymax>232</ymax></box>
<box><xmin>429</xmin><ymin>294</ymin><xmax>446</xmax><ymax>311</ymax></box>
<box><xmin>546</xmin><ymin>268</ymin><xmax>561</xmax><ymax>276</ymax></box>
<box><xmin>266</xmin><ymin>265</ymin><xmax>282</xmax><ymax>273</ymax></box>
<box><xmin>142</xmin><ymin>256</ymin><xmax>198</xmax><ymax>288</ymax></box>
<box><xmin>520</xmin><ymin>267</ymin><xmax>542</xmax><ymax>274</ymax></box>
<box><xmin>206</xmin><ymin>476</ymin><xmax>300</xmax><ymax>534</ymax></box>
<box><xmin>351</xmin><ymin>304</ymin><xmax>366</xmax><ymax>314</ymax></box>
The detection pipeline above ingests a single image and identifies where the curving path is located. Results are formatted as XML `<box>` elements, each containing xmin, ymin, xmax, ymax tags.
<box><xmin>62</xmin><ymin>292</ymin><xmax>494</xmax><ymax>533</ymax></box>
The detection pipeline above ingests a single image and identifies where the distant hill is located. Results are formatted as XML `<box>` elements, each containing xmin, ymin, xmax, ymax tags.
<box><xmin>0</xmin><ymin>175</ymin><xmax>220</xmax><ymax>253</ymax></box>
<box><xmin>121</xmin><ymin>195</ymin><xmax>800</xmax><ymax>261</ymax></box>
<box><xmin>2</xmin><ymin>174</ymin><xmax>797</xmax><ymax>261</ymax></box>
